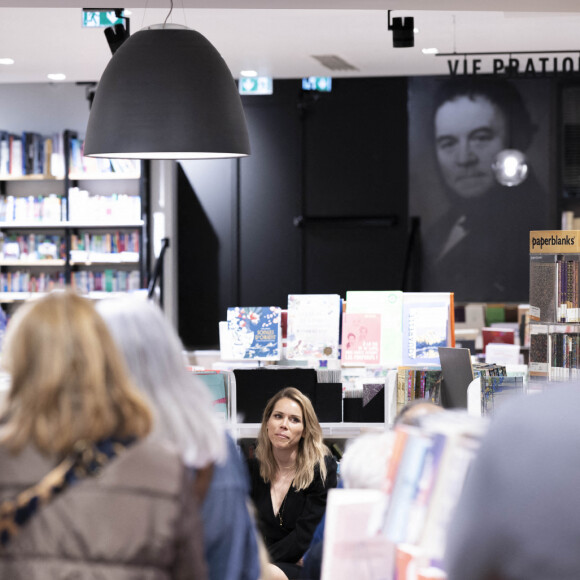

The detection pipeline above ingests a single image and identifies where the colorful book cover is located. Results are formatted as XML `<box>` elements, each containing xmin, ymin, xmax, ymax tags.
<box><xmin>226</xmin><ymin>306</ymin><xmax>282</xmax><ymax>361</ymax></box>
<box><xmin>341</xmin><ymin>312</ymin><xmax>381</xmax><ymax>365</ymax></box>
<box><xmin>384</xmin><ymin>426</ymin><xmax>410</xmax><ymax>497</ymax></box>
<box><xmin>346</xmin><ymin>290</ymin><xmax>403</xmax><ymax>366</ymax></box>
<box><xmin>192</xmin><ymin>370</ymin><xmax>229</xmax><ymax>422</ymax></box>
<box><xmin>286</xmin><ymin>294</ymin><xmax>341</xmax><ymax>360</ymax></box>
<box><xmin>381</xmin><ymin>429</ymin><xmax>433</xmax><ymax>544</ymax></box>
<box><xmin>481</xmin><ymin>327</ymin><xmax>515</xmax><ymax>353</ymax></box>
<box><xmin>402</xmin><ymin>293</ymin><xmax>452</xmax><ymax>366</ymax></box>
<box><xmin>425</xmin><ymin>369</ymin><xmax>443</xmax><ymax>405</ymax></box>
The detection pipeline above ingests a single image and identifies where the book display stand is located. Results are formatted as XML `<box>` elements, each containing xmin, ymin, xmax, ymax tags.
<box><xmin>529</xmin><ymin>230</ymin><xmax>580</xmax><ymax>380</ymax></box>
<box><xmin>209</xmin><ymin>292</ymin><xmax>456</xmax><ymax>440</ymax></box>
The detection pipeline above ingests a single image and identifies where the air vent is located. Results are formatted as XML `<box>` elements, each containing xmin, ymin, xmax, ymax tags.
<box><xmin>311</xmin><ymin>55</ymin><xmax>358</xmax><ymax>72</ymax></box>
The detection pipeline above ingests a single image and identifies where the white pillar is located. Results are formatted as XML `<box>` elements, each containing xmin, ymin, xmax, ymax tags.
<box><xmin>149</xmin><ymin>159</ymin><xmax>178</xmax><ymax>330</ymax></box>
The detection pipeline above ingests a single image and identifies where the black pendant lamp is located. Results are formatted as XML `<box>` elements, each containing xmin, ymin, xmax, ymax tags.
<box><xmin>84</xmin><ymin>23</ymin><xmax>250</xmax><ymax>159</ymax></box>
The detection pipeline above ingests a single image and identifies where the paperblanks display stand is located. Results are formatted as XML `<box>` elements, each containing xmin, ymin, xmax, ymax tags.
<box><xmin>529</xmin><ymin>230</ymin><xmax>580</xmax><ymax>381</ymax></box>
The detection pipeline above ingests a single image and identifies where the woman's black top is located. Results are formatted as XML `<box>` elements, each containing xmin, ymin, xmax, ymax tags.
<box><xmin>248</xmin><ymin>455</ymin><xmax>337</xmax><ymax>566</ymax></box>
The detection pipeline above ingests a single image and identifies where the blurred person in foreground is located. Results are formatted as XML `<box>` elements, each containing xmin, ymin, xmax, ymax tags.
<box><xmin>394</xmin><ymin>399</ymin><xmax>444</xmax><ymax>427</ymax></box>
<box><xmin>300</xmin><ymin>430</ymin><xmax>395</xmax><ymax>580</ymax></box>
<box><xmin>444</xmin><ymin>383</ymin><xmax>580</xmax><ymax>580</ymax></box>
<box><xmin>300</xmin><ymin>400</ymin><xmax>444</xmax><ymax>579</ymax></box>
<box><xmin>0</xmin><ymin>290</ymin><xmax>207</xmax><ymax>579</ymax></box>
<box><xmin>97</xmin><ymin>297</ymin><xmax>261</xmax><ymax>580</ymax></box>
<box><xmin>248</xmin><ymin>387</ymin><xmax>337</xmax><ymax>580</ymax></box>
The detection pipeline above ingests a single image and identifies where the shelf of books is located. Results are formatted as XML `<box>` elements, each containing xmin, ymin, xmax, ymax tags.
<box><xmin>528</xmin><ymin>230</ymin><xmax>580</xmax><ymax>380</ymax></box>
<box><xmin>0</xmin><ymin>129</ymin><xmax>148</xmax><ymax>306</ymax></box>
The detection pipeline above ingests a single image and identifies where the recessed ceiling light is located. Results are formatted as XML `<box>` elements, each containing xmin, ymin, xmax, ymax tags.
<box><xmin>0</xmin><ymin>58</ymin><xmax>14</xmax><ymax>65</ymax></box>
<box><xmin>414</xmin><ymin>27</ymin><xmax>419</xmax><ymax>34</ymax></box>
<box><xmin>422</xmin><ymin>48</ymin><xmax>439</xmax><ymax>55</ymax></box>
<box><xmin>47</xmin><ymin>73</ymin><xmax>66</xmax><ymax>81</ymax></box>
<box><xmin>240</xmin><ymin>70</ymin><xmax>258</xmax><ymax>77</ymax></box>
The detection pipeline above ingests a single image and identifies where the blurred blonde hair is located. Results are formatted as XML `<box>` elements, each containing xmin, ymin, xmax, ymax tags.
<box><xmin>255</xmin><ymin>387</ymin><xmax>330</xmax><ymax>490</ymax></box>
<box><xmin>0</xmin><ymin>290</ymin><xmax>152</xmax><ymax>455</ymax></box>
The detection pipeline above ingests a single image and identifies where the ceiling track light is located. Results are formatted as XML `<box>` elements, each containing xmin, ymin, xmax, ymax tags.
<box><xmin>104</xmin><ymin>9</ymin><xmax>130</xmax><ymax>55</ymax></box>
<box><xmin>387</xmin><ymin>10</ymin><xmax>414</xmax><ymax>49</ymax></box>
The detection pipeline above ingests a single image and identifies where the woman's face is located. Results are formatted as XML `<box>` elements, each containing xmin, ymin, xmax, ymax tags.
<box><xmin>267</xmin><ymin>397</ymin><xmax>304</xmax><ymax>452</ymax></box>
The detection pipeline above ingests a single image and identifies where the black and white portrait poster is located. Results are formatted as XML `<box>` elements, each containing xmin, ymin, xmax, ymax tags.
<box><xmin>408</xmin><ymin>76</ymin><xmax>555</xmax><ymax>303</ymax></box>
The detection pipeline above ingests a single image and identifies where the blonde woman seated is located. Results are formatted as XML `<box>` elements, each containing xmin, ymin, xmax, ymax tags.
<box><xmin>248</xmin><ymin>387</ymin><xmax>337</xmax><ymax>580</ymax></box>
<box><xmin>0</xmin><ymin>291</ymin><xmax>207</xmax><ymax>579</ymax></box>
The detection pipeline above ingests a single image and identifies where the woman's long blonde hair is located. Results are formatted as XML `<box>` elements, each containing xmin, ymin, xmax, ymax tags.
<box><xmin>0</xmin><ymin>290</ymin><xmax>152</xmax><ymax>456</ymax></box>
<box><xmin>255</xmin><ymin>387</ymin><xmax>330</xmax><ymax>490</ymax></box>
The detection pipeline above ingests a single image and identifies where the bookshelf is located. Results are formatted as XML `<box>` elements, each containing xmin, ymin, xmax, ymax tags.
<box><xmin>0</xmin><ymin>129</ymin><xmax>149</xmax><ymax>304</ymax></box>
<box><xmin>529</xmin><ymin>230</ymin><xmax>580</xmax><ymax>380</ymax></box>
<box><xmin>190</xmin><ymin>363</ymin><xmax>398</xmax><ymax>440</ymax></box>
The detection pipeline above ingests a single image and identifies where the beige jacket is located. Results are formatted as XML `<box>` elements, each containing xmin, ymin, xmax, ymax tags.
<box><xmin>0</xmin><ymin>438</ymin><xmax>207</xmax><ymax>580</ymax></box>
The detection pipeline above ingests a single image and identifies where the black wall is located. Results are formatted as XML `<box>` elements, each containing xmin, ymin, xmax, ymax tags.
<box><xmin>178</xmin><ymin>77</ymin><xmax>409</xmax><ymax>349</ymax></box>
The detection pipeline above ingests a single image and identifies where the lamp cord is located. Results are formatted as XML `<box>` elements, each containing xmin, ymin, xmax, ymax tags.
<box><xmin>163</xmin><ymin>0</ymin><xmax>174</xmax><ymax>27</ymax></box>
<box><xmin>180</xmin><ymin>0</ymin><xmax>187</xmax><ymax>27</ymax></box>
<box><xmin>141</xmin><ymin>0</ymin><xmax>149</xmax><ymax>30</ymax></box>
<box><xmin>452</xmin><ymin>14</ymin><xmax>456</xmax><ymax>54</ymax></box>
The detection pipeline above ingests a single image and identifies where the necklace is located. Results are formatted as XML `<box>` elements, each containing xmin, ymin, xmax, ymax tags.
<box><xmin>277</xmin><ymin>481</ymin><xmax>292</xmax><ymax>527</ymax></box>
<box><xmin>272</xmin><ymin>469</ymin><xmax>294</xmax><ymax>527</ymax></box>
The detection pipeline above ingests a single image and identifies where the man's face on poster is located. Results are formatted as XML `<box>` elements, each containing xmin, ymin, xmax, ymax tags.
<box><xmin>434</xmin><ymin>95</ymin><xmax>508</xmax><ymax>200</ymax></box>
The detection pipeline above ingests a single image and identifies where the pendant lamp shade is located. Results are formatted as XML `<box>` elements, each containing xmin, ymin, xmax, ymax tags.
<box><xmin>84</xmin><ymin>24</ymin><xmax>250</xmax><ymax>159</ymax></box>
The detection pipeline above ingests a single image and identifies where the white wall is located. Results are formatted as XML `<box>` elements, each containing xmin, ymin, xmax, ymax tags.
<box><xmin>0</xmin><ymin>82</ymin><xmax>90</xmax><ymax>135</ymax></box>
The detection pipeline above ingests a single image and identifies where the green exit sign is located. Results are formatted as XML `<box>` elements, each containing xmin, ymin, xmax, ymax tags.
<box><xmin>82</xmin><ymin>9</ymin><xmax>126</xmax><ymax>28</ymax></box>
<box><xmin>239</xmin><ymin>77</ymin><xmax>273</xmax><ymax>95</ymax></box>
<box><xmin>302</xmin><ymin>77</ymin><xmax>332</xmax><ymax>92</ymax></box>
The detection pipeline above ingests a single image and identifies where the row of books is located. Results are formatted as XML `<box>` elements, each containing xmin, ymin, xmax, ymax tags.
<box><xmin>548</xmin><ymin>328</ymin><xmax>580</xmax><ymax>380</ymax></box>
<box><xmin>320</xmin><ymin>412</ymin><xmax>487</xmax><ymax>579</ymax></box>
<box><xmin>71</xmin><ymin>269</ymin><xmax>141</xmax><ymax>294</ymax></box>
<box><xmin>557</xmin><ymin>258</ymin><xmax>579</xmax><ymax>322</ymax></box>
<box><xmin>68</xmin><ymin>188</ymin><xmax>141</xmax><ymax>223</ymax></box>
<box><xmin>0</xmin><ymin>234</ymin><xmax>66</xmax><ymax>261</ymax></box>
<box><xmin>0</xmin><ymin>271</ymin><xmax>65</xmax><ymax>293</ymax></box>
<box><xmin>394</xmin><ymin>360</ymin><xmax>510</xmax><ymax>418</ymax></box>
<box><xmin>68</xmin><ymin>136</ymin><xmax>140</xmax><ymax>176</ymax></box>
<box><xmin>0</xmin><ymin>194</ymin><xmax>65</xmax><ymax>223</ymax></box>
<box><xmin>0</xmin><ymin>187</ymin><xmax>141</xmax><ymax>224</ymax></box>
<box><xmin>396</xmin><ymin>367</ymin><xmax>443</xmax><ymax>414</ymax></box>
<box><xmin>0</xmin><ymin>191</ymin><xmax>142</xmax><ymax>225</ymax></box>
<box><xmin>220</xmin><ymin>291</ymin><xmax>454</xmax><ymax>366</ymax></box>
<box><xmin>70</xmin><ymin>231</ymin><xmax>140</xmax><ymax>260</ymax></box>
<box><xmin>0</xmin><ymin>131</ymin><xmax>140</xmax><ymax>179</ymax></box>
<box><xmin>0</xmin><ymin>131</ymin><xmax>64</xmax><ymax>178</ymax></box>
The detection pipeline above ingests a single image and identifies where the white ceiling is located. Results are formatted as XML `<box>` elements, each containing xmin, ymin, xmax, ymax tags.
<box><xmin>1</xmin><ymin>1</ymin><xmax>580</xmax><ymax>83</ymax></box>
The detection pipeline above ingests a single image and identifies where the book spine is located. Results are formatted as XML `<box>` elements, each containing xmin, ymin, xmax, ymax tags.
<box><xmin>407</xmin><ymin>368</ymin><xmax>415</xmax><ymax>403</ymax></box>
